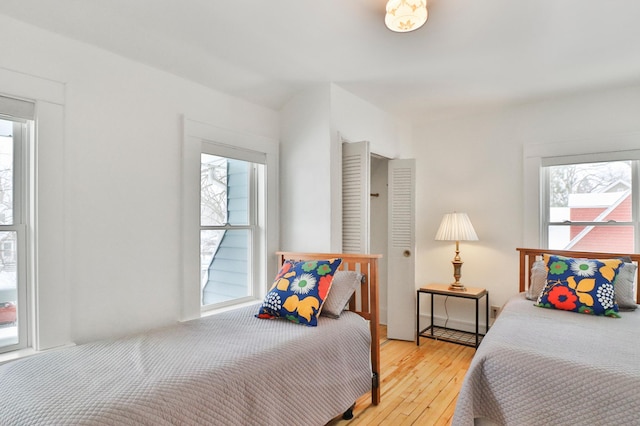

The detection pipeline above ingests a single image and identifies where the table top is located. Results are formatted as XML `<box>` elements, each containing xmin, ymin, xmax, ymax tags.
<box><xmin>418</xmin><ymin>283</ymin><xmax>487</xmax><ymax>298</ymax></box>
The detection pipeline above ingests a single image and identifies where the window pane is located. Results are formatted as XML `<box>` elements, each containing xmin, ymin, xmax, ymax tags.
<box><xmin>200</xmin><ymin>229</ymin><xmax>223</xmax><ymax>287</ymax></box>
<box><xmin>201</xmin><ymin>229</ymin><xmax>250</xmax><ymax>305</ymax></box>
<box><xmin>0</xmin><ymin>231</ymin><xmax>18</xmax><ymax>349</ymax></box>
<box><xmin>0</xmin><ymin>120</ymin><xmax>14</xmax><ymax>225</ymax></box>
<box><xmin>549</xmin><ymin>225</ymin><xmax>635</xmax><ymax>253</ymax></box>
<box><xmin>201</xmin><ymin>155</ymin><xmax>249</xmax><ymax>226</ymax></box>
<box><xmin>548</xmin><ymin>161</ymin><xmax>632</xmax><ymax>223</ymax></box>
<box><xmin>201</xmin><ymin>154</ymin><xmax>227</xmax><ymax>226</ymax></box>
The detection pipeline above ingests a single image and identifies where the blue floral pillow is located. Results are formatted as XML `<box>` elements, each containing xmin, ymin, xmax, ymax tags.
<box><xmin>256</xmin><ymin>258</ymin><xmax>342</xmax><ymax>326</ymax></box>
<box><xmin>536</xmin><ymin>255</ymin><xmax>623</xmax><ymax>317</ymax></box>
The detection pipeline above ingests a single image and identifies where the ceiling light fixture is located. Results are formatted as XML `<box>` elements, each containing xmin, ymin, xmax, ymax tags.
<box><xmin>385</xmin><ymin>0</ymin><xmax>428</xmax><ymax>33</ymax></box>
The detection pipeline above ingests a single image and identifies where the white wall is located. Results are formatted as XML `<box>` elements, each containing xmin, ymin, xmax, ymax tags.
<box><xmin>279</xmin><ymin>86</ymin><xmax>333</xmax><ymax>252</ymax></box>
<box><xmin>414</xmin><ymin>83</ymin><xmax>640</xmax><ymax>331</ymax></box>
<box><xmin>0</xmin><ymin>15</ymin><xmax>279</xmax><ymax>345</ymax></box>
<box><xmin>331</xmin><ymin>84</ymin><xmax>412</xmax><ymax>160</ymax></box>
<box><xmin>280</xmin><ymin>83</ymin><xmax>411</xmax><ymax>252</ymax></box>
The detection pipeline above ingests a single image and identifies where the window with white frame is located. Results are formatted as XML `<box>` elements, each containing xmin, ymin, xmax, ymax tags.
<box><xmin>542</xmin><ymin>154</ymin><xmax>639</xmax><ymax>252</ymax></box>
<box><xmin>182</xmin><ymin>119</ymin><xmax>278</xmax><ymax>319</ymax></box>
<box><xmin>0</xmin><ymin>96</ymin><xmax>32</xmax><ymax>353</ymax></box>
<box><xmin>200</xmin><ymin>152</ymin><xmax>263</xmax><ymax>308</ymax></box>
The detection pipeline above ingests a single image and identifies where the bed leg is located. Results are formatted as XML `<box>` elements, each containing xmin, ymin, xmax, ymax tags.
<box><xmin>372</xmin><ymin>372</ymin><xmax>380</xmax><ymax>405</ymax></box>
<box><xmin>342</xmin><ymin>403</ymin><xmax>356</xmax><ymax>420</ymax></box>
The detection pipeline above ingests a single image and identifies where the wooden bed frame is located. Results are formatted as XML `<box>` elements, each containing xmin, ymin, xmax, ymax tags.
<box><xmin>517</xmin><ymin>247</ymin><xmax>640</xmax><ymax>303</ymax></box>
<box><xmin>276</xmin><ymin>252</ymin><xmax>382</xmax><ymax>406</ymax></box>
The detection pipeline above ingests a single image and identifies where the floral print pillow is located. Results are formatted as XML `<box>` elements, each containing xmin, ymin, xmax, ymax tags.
<box><xmin>256</xmin><ymin>258</ymin><xmax>342</xmax><ymax>326</ymax></box>
<box><xmin>536</xmin><ymin>255</ymin><xmax>623</xmax><ymax>317</ymax></box>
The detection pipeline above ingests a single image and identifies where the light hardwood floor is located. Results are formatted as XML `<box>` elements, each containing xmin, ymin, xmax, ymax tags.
<box><xmin>328</xmin><ymin>326</ymin><xmax>475</xmax><ymax>426</ymax></box>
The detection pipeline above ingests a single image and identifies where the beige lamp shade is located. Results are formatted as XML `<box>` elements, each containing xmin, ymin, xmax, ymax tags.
<box><xmin>385</xmin><ymin>0</ymin><xmax>428</xmax><ymax>33</ymax></box>
<box><xmin>435</xmin><ymin>212</ymin><xmax>479</xmax><ymax>241</ymax></box>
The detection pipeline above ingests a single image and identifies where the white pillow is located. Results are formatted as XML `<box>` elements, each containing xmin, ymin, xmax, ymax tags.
<box><xmin>526</xmin><ymin>260</ymin><xmax>547</xmax><ymax>301</ymax></box>
<box><xmin>321</xmin><ymin>270</ymin><xmax>363</xmax><ymax>318</ymax></box>
<box><xmin>615</xmin><ymin>262</ymin><xmax>638</xmax><ymax>311</ymax></box>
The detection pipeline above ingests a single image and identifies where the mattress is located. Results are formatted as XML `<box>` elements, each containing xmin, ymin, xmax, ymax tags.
<box><xmin>453</xmin><ymin>293</ymin><xmax>640</xmax><ymax>426</ymax></box>
<box><xmin>0</xmin><ymin>304</ymin><xmax>372</xmax><ymax>425</ymax></box>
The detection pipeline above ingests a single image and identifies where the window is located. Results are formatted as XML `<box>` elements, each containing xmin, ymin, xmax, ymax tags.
<box><xmin>0</xmin><ymin>71</ymin><xmax>67</xmax><ymax>352</ymax></box>
<box><xmin>0</xmin><ymin>97</ymin><xmax>32</xmax><ymax>353</ymax></box>
<box><xmin>182</xmin><ymin>119</ymin><xmax>279</xmax><ymax>319</ymax></box>
<box><xmin>200</xmin><ymin>154</ymin><xmax>260</xmax><ymax>308</ymax></box>
<box><xmin>542</xmin><ymin>157</ymin><xmax>639</xmax><ymax>252</ymax></box>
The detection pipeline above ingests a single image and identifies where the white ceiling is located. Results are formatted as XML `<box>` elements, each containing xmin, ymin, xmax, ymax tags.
<box><xmin>2</xmin><ymin>0</ymin><xmax>640</xmax><ymax>122</ymax></box>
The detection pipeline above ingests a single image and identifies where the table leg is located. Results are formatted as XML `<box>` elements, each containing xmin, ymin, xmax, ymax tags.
<box><xmin>430</xmin><ymin>293</ymin><xmax>434</xmax><ymax>337</ymax></box>
<box><xmin>486</xmin><ymin>292</ymin><xmax>490</xmax><ymax>333</ymax></box>
<box><xmin>416</xmin><ymin>291</ymin><xmax>420</xmax><ymax>346</ymax></box>
<box><xmin>475</xmin><ymin>298</ymin><xmax>479</xmax><ymax>348</ymax></box>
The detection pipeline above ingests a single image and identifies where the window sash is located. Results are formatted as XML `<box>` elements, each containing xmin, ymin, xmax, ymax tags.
<box><xmin>202</xmin><ymin>140</ymin><xmax>266</xmax><ymax>165</ymax></box>
<box><xmin>199</xmin><ymin>150</ymin><xmax>261</xmax><ymax>311</ymax></box>
<box><xmin>0</xmin><ymin>95</ymin><xmax>35</xmax><ymax>121</ymax></box>
<box><xmin>541</xmin><ymin>159</ymin><xmax>639</xmax><ymax>251</ymax></box>
<box><xmin>541</xmin><ymin>150</ymin><xmax>640</xmax><ymax>167</ymax></box>
<box><xmin>0</xmin><ymin>116</ymin><xmax>29</xmax><ymax>354</ymax></box>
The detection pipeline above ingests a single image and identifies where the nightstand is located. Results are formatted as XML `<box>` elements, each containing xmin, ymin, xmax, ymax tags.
<box><xmin>416</xmin><ymin>284</ymin><xmax>489</xmax><ymax>348</ymax></box>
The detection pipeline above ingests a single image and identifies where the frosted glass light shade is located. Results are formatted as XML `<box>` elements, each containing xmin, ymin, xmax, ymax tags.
<box><xmin>435</xmin><ymin>213</ymin><xmax>479</xmax><ymax>241</ymax></box>
<box><xmin>385</xmin><ymin>0</ymin><xmax>428</xmax><ymax>33</ymax></box>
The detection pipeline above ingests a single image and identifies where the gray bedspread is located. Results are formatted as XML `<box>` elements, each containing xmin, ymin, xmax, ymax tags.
<box><xmin>0</xmin><ymin>304</ymin><xmax>372</xmax><ymax>425</ymax></box>
<box><xmin>453</xmin><ymin>293</ymin><xmax>640</xmax><ymax>426</ymax></box>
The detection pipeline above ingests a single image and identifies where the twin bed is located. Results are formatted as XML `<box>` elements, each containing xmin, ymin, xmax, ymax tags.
<box><xmin>453</xmin><ymin>247</ymin><xmax>640</xmax><ymax>426</ymax></box>
<box><xmin>0</xmin><ymin>252</ymin><xmax>381</xmax><ymax>425</ymax></box>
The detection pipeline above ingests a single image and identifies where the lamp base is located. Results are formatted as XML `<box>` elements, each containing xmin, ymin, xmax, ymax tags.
<box><xmin>448</xmin><ymin>282</ymin><xmax>467</xmax><ymax>292</ymax></box>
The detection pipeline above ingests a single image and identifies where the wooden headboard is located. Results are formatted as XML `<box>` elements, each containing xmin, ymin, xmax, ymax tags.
<box><xmin>276</xmin><ymin>252</ymin><xmax>382</xmax><ymax>406</ymax></box>
<box><xmin>517</xmin><ymin>248</ymin><xmax>640</xmax><ymax>303</ymax></box>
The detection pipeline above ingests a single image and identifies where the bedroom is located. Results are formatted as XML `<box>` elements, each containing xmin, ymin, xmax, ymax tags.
<box><xmin>0</xmin><ymin>1</ymin><xmax>639</xmax><ymax>424</ymax></box>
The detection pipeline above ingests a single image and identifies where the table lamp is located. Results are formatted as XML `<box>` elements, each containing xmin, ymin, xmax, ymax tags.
<box><xmin>435</xmin><ymin>212</ymin><xmax>479</xmax><ymax>291</ymax></box>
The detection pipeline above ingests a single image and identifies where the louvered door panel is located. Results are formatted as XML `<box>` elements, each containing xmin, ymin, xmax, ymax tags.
<box><xmin>342</xmin><ymin>140</ymin><xmax>370</xmax><ymax>253</ymax></box>
<box><xmin>387</xmin><ymin>159</ymin><xmax>416</xmax><ymax>341</ymax></box>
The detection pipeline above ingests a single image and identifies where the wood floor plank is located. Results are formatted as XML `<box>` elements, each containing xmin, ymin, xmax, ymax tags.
<box><xmin>328</xmin><ymin>326</ymin><xmax>475</xmax><ymax>426</ymax></box>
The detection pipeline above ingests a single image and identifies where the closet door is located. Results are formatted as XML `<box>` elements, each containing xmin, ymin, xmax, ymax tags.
<box><xmin>342</xmin><ymin>140</ymin><xmax>370</xmax><ymax>253</ymax></box>
<box><xmin>387</xmin><ymin>159</ymin><xmax>416</xmax><ymax>340</ymax></box>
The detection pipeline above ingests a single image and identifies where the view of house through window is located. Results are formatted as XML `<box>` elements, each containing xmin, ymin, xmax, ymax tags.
<box><xmin>200</xmin><ymin>153</ymin><xmax>254</xmax><ymax>307</ymax></box>
<box><xmin>0</xmin><ymin>117</ymin><xmax>25</xmax><ymax>352</ymax></box>
<box><xmin>545</xmin><ymin>160</ymin><xmax>636</xmax><ymax>252</ymax></box>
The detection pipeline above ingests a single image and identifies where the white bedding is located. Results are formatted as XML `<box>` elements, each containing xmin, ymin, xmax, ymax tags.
<box><xmin>0</xmin><ymin>304</ymin><xmax>372</xmax><ymax>425</ymax></box>
<box><xmin>453</xmin><ymin>293</ymin><xmax>640</xmax><ymax>425</ymax></box>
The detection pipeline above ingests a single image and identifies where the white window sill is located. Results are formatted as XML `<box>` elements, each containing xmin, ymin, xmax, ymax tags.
<box><xmin>0</xmin><ymin>343</ymin><xmax>76</xmax><ymax>366</ymax></box>
<box><xmin>199</xmin><ymin>299</ymin><xmax>261</xmax><ymax>319</ymax></box>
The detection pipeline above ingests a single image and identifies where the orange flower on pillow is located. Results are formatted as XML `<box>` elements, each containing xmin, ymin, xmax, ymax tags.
<box><xmin>318</xmin><ymin>275</ymin><xmax>333</xmax><ymax>301</ymax></box>
<box><xmin>566</xmin><ymin>276</ymin><xmax>595</xmax><ymax>306</ymax></box>
<box><xmin>270</xmin><ymin>270</ymin><xmax>296</xmax><ymax>291</ymax></box>
<box><xmin>548</xmin><ymin>285</ymin><xmax>578</xmax><ymax>311</ymax></box>
<box><xmin>599</xmin><ymin>259</ymin><xmax>622</xmax><ymax>282</ymax></box>
<box><xmin>283</xmin><ymin>295</ymin><xmax>319</xmax><ymax>322</ymax></box>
